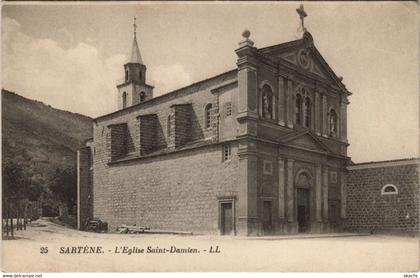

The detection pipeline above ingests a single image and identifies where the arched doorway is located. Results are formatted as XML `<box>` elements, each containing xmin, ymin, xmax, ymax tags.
<box><xmin>296</xmin><ymin>172</ymin><xmax>311</xmax><ymax>233</ymax></box>
<box><xmin>297</xmin><ymin>188</ymin><xmax>310</xmax><ymax>232</ymax></box>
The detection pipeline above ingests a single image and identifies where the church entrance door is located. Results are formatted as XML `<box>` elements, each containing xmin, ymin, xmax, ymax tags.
<box><xmin>262</xmin><ymin>201</ymin><xmax>273</xmax><ymax>235</ymax></box>
<box><xmin>297</xmin><ymin>188</ymin><xmax>310</xmax><ymax>233</ymax></box>
<box><xmin>220</xmin><ymin>202</ymin><xmax>233</xmax><ymax>235</ymax></box>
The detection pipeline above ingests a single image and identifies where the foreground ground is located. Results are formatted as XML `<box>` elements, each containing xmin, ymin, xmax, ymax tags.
<box><xmin>2</xmin><ymin>218</ymin><xmax>419</xmax><ymax>272</ymax></box>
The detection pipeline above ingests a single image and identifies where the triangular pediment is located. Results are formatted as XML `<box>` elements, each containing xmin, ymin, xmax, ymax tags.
<box><xmin>277</xmin><ymin>48</ymin><xmax>329</xmax><ymax>80</ymax></box>
<box><xmin>258</xmin><ymin>33</ymin><xmax>347</xmax><ymax>91</ymax></box>
<box><xmin>278</xmin><ymin>130</ymin><xmax>331</xmax><ymax>154</ymax></box>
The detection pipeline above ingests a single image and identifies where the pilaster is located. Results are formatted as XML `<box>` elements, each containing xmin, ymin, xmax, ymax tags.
<box><xmin>315</xmin><ymin>165</ymin><xmax>322</xmax><ymax>222</ymax></box>
<box><xmin>278</xmin><ymin>77</ymin><xmax>286</xmax><ymax>126</ymax></box>
<box><xmin>314</xmin><ymin>91</ymin><xmax>321</xmax><ymax>135</ymax></box>
<box><xmin>286</xmin><ymin>78</ymin><xmax>294</xmax><ymax>128</ymax></box>
<box><xmin>235</xmin><ymin>33</ymin><xmax>259</xmax><ymax>122</ymax></box>
<box><xmin>286</xmin><ymin>159</ymin><xmax>295</xmax><ymax>222</ymax></box>
<box><xmin>321</xmin><ymin>94</ymin><xmax>328</xmax><ymax>137</ymax></box>
<box><xmin>341</xmin><ymin>172</ymin><xmax>347</xmax><ymax>218</ymax></box>
<box><xmin>340</xmin><ymin>97</ymin><xmax>348</xmax><ymax>142</ymax></box>
<box><xmin>278</xmin><ymin>158</ymin><xmax>285</xmax><ymax>219</ymax></box>
<box><xmin>322</xmin><ymin>166</ymin><xmax>329</xmax><ymax>219</ymax></box>
<box><xmin>237</xmin><ymin>139</ymin><xmax>259</xmax><ymax>236</ymax></box>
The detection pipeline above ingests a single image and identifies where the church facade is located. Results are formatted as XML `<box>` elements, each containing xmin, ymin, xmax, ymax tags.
<box><xmin>77</xmin><ymin>13</ymin><xmax>352</xmax><ymax>236</ymax></box>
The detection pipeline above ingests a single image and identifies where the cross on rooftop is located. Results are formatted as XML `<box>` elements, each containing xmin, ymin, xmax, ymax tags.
<box><xmin>296</xmin><ymin>4</ymin><xmax>308</xmax><ymax>32</ymax></box>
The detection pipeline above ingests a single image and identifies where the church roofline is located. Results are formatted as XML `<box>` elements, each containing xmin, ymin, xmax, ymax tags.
<box><xmin>94</xmin><ymin>68</ymin><xmax>237</xmax><ymax>122</ymax></box>
<box><xmin>257</xmin><ymin>35</ymin><xmax>351</xmax><ymax>96</ymax></box>
<box><xmin>348</xmin><ymin>157</ymin><xmax>419</xmax><ymax>170</ymax></box>
<box><xmin>258</xmin><ymin>38</ymin><xmax>304</xmax><ymax>53</ymax></box>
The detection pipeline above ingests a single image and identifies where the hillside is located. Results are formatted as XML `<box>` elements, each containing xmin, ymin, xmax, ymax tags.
<box><xmin>2</xmin><ymin>89</ymin><xmax>93</xmax><ymax>214</ymax></box>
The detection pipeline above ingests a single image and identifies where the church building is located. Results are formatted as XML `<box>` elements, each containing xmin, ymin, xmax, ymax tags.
<box><xmin>77</xmin><ymin>7</ymin><xmax>352</xmax><ymax>236</ymax></box>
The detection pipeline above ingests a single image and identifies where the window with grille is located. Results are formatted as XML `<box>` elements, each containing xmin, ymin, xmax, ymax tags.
<box><xmin>167</xmin><ymin>115</ymin><xmax>171</xmax><ymax>137</ymax></box>
<box><xmin>205</xmin><ymin>103</ymin><xmax>212</xmax><ymax>128</ymax></box>
<box><xmin>223</xmin><ymin>145</ymin><xmax>232</xmax><ymax>162</ymax></box>
<box><xmin>225</xmin><ymin>102</ymin><xmax>232</xmax><ymax>117</ymax></box>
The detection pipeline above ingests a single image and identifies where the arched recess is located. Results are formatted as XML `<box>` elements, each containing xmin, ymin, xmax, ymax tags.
<box><xmin>294</xmin><ymin>169</ymin><xmax>313</xmax><ymax>188</ymax></box>
<box><xmin>122</xmin><ymin>92</ymin><xmax>127</xmax><ymax>109</ymax></box>
<box><xmin>381</xmin><ymin>184</ymin><xmax>398</xmax><ymax>195</ymax></box>
<box><xmin>328</xmin><ymin>107</ymin><xmax>339</xmax><ymax>138</ymax></box>
<box><xmin>140</xmin><ymin>91</ymin><xmax>146</xmax><ymax>102</ymax></box>
<box><xmin>259</xmin><ymin>81</ymin><xmax>276</xmax><ymax>121</ymax></box>
<box><xmin>294</xmin><ymin>86</ymin><xmax>313</xmax><ymax>128</ymax></box>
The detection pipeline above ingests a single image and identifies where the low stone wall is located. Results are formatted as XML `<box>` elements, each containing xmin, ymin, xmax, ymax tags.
<box><xmin>345</xmin><ymin>159</ymin><xmax>419</xmax><ymax>234</ymax></box>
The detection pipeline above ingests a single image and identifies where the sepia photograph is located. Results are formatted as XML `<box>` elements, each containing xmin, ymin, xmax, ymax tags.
<box><xmin>1</xmin><ymin>1</ymin><xmax>419</xmax><ymax>275</ymax></box>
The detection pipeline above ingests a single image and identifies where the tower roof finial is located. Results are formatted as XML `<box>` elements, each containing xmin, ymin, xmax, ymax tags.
<box><xmin>133</xmin><ymin>17</ymin><xmax>137</xmax><ymax>37</ymax></box>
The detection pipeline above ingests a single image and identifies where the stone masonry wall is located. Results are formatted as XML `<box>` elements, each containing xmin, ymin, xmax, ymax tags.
<box><xmin>106</xmin><ymin>123</ymin><xmax>128</xmax><ymax>161</ymax></box>
<box><xmin>345</xmin><ymin>162</ymin><xmax>419</xmax><ymax>234</ymax></box>
<box><xmin>172</xmin><ymin>104</ymin><xmax>192</xmax><ymax>147</ymax></box>
<box><xmin>137</xmin><ymin>114</ymin><xmax>158</xmax><ymax>155</ymax></box>
<box><xmin>93</xmin><ymin>142</ymin><xmax>239</xmax><ymax>234</ymax></box>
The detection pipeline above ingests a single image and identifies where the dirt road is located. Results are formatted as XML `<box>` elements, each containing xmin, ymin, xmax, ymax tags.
<box><xmin>2</xmin><ymin>218</ymin><xmax>419</xmax><ymax>272</ymax></box>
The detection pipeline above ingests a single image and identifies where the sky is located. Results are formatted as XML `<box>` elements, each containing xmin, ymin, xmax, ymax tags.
<box><xmin>2</xmin><ymin>2</ymin><xmax>419</xmax><ymax>163</ymax></box>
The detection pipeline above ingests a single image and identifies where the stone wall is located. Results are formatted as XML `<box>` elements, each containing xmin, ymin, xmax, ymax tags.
<box><xmin>93</xmin><ymin>142</ymin><xmax>239</xmax><ymax>234</ymax></box>
<box><xmin>106</xmin><ymin>123</ymin><xmax>128</xmax><ymax>161</ymax></box>
<box><xmin>170</xmin><ymin>104</ymin><xmax>192</xmax><ymax>148</ymax></box>
<box><xmin>137</xmin><ymin>114</ymin><xmax>158</xmax><ymax>155</ymax></box>
<box><xmin>345</xmin><ymin>159</ymin><xmax>419</xmax><ymax>234</ymax></box>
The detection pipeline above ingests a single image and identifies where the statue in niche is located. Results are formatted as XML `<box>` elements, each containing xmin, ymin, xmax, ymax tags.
<box><xmin>330</xmin><ymin>110</ymin><xmax>337</xmax><ymax>136</ymax></box>
<box><xmin>263</xmin><ymin>94</ymin><xmax>270</xmax><ymax>117</ymax></box>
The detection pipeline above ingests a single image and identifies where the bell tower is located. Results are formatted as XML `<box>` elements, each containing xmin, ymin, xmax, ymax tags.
<box><xmin>117</xmin><ymin>17</ymin><xmax>154</xmax><ymax>110</ymax></box>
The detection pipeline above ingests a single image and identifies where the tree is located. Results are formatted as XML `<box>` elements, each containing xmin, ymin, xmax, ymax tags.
<box><xmin>2</xmin><ymin>158</ymin><xmax>26</xmax><ymax>200</ymax></box>
<box><xmin>49</xmin><ymin>166</ymin><xmax>77</xmax><ymax>217</ymax></box>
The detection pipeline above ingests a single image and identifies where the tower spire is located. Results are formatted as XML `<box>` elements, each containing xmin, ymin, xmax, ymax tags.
<box><xmin>129</xmin><ymin>16</ymin><xmax>143</xmax><ymax>64</ymax></box>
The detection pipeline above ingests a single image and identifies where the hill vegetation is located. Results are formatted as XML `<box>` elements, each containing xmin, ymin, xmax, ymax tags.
<box><xmin>2</xmin><ymin>89</ymin><xmax>92</xmax><ymax>222</ymax></box>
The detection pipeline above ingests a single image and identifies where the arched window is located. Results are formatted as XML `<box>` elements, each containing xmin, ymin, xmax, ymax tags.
<box><xmin>167</xmin><ymin>115</ymin><xmax>172</xmax><ymax>137</ymax></box>
<box><xmin>381</xmin><ymin>184</ymin><xmax>398</xmax><ymax>195</ymax></box>
<box><xmin>261</xmin><ymin>85</ymin><xmax>273</xmax><ymax>120</ymax></box>
<box><xmin>304</xmin><ymin>97</ymin><xmax>311</xmax><ymax>128</ymax></box>
<box><xmin>329</xmin><ymin>109</ymin><xmax>338</xmax><ymax>137</ymax></box>
<box><xmin>140</xmin><ymin>92</ymin><xmax>146</xmax><ymax>102</ymax></box>
<box><xmin>122</xmin><ymin>92</ymin><xmax>127</xmax><ymax>108</ymax></box>
<box><xmin>295</xmin><ymin>94</ymin><xmax>302</xmax><ymax>125</ymax></box>
<box><xmin>139</xmin><ymin>71</ymin><xmax>142</xmax><ymax>81</ymax></box>
<box><xmin>205</xmin><ymin>103</ymin><xmax>212</xmax><ymax>129</ymax></box>
<box><xmin>125</xmin><ymin>70</ymin><xmax>129</xmax><ymax>81</ymax></box>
